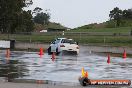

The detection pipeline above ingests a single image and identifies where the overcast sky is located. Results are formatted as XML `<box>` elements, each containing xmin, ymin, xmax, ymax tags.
<box><xmin>28</xmin><ymin>0</ymin><xmax>132</xmax><ymax>28</ymax></box>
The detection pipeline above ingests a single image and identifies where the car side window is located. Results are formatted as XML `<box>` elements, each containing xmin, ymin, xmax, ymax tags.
<box><xmin>61</xmin><ymin>39</ymin><xmax>64</xmax><ymax>43</ymax></box>
<box><xmin>51</xmin><ymin>39</ymin><xmax>56</xmax><ymax>44</ymax></box>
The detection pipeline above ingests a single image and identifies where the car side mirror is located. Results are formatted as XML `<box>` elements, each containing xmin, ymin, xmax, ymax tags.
<box><xmin>51</xmin><ymin>41</ymin><xmax>55</xmax><ymax>44</ymax></box>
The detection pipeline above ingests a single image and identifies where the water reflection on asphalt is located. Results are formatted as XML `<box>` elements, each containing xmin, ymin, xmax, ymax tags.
<box><xmin>0</xmin><ymin>49</ymin><xmax>132</xmax><ymax>85</ymax></box>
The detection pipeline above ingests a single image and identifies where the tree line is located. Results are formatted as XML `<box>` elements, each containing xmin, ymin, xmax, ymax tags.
<box><xmin>33</xmin><ymin>7</ymin><xmax>50</xmax><ymax>25</ymax></box>
<box><xmin>109</xmin><ymin>7</ymin><xmax>132</xmax><ymax>27</ymax></box>
<box><xmin>0</xmin><ymin>0</ymin><xmax>50</xmax><ymax>34</ymax></box>
<box><xmin>1</xmin><ymin>1</ymin><xmax>132</xmax><ymax>34</ymax></box>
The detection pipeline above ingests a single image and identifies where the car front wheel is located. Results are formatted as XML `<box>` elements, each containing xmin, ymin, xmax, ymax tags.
<box><xmin>56</xmin><ymin>48</ymin><xmax>60</xmax><ymax>55</ymax></box>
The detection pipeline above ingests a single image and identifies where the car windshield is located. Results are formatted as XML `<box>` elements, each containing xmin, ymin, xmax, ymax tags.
<box><xmin>62</xmin><ymin>39</ymin><xmax>76</xmax><ymax>44</ymax></box>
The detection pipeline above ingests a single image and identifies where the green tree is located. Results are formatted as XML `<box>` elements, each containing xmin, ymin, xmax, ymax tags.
<box><xmin>109</xmin><ymin>7</ymin><xmax>122</xmax><ymax>27</ymax></box>
<box><xmin>33</xmin><ymin>12</ymin><xmax>50</xmax><ymax>25</ymax></box>
<box><xmin>33</xmin><ymin>7</ymin><xmax>43</xmax><ymax>15</ymax></box>
<box><xmin>0</xmin><ymin>0</ymin><xmax>34</xmax><ymax>33</ymax></box>
<box><xmin>122</xmin><ymin>9</ymin><xmax>132</xmax><ymax>19</ymax></box>
<box><xmin>14</xmin><ymin>10</ymin><xmax>34</xmax><ymax>33</ymax></box>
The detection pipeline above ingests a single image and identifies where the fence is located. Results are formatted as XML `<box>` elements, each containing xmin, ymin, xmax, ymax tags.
<box><xmin>0</xmin><ymin>32</ymin><xmax>132</xmax><ymax>45</ymax></box>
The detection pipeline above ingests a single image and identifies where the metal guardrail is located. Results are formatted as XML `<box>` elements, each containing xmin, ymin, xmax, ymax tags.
<box><xmin>31</xmin><ymin>32</ymin><xmax>131</xmax><ymax>36</ymax></box>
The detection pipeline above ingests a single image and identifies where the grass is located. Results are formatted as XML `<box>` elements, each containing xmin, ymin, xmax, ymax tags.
<box><xmin>69</xmin><ymin>27</ymin><xmax>132</xmax><ymax>33</ymax></box>
<box><xmin>1</xmin><ymin>27</ymin><xmax>132</xmax><ymax>47</ymax></box>
<box><xmin>73</xmin><ymin>36</ymin><xmax>132</xmax><ymax>46</ymax></box>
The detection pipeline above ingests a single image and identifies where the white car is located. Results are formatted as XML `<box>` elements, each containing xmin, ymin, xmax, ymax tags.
<box><xmin>47</xmin><ymin>38</ymin><xmax>79</xmax><ymax>55</ymax></box>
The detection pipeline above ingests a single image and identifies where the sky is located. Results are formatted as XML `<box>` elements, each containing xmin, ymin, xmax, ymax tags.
<box><xmin>28</xmin><ymin>0</ymin><xmax>132</xmax><ymax>28</ymax></box>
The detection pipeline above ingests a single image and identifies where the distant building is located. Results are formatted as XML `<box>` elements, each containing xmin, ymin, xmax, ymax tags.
<box><xmin>40</xmin><ymin>30</ymin><xmax>47</xmax><ymax>32</ymax></box>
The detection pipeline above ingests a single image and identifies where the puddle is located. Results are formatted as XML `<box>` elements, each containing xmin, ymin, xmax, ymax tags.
<box><xmin>0</xmin><ymin>48</ymin><xmax>132</xmax><ymax>87</ymax></box>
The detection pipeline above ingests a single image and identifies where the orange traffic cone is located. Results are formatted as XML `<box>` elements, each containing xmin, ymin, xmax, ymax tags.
<box><xmin>107</xmin><ymin>54</ymin><xmax>110</xmax><ymax>64</ymax></box>
<box><xmin>39</xmin><ymin>48</ymin><xmax>44</xmax><ymax>55</ymax></box>
<box><xmin>51</xmin><ymin>52</ymin><xmax>56</xmax><ymax>61</ymax></box>
<box><xmin>123</xmin><ymin>49</ymin><xmax>127</xmax><ymax>59</ymax></box>
<box><xmin>36</xmin><ymin>80</ymin><xmax>43</xmax><ymax>84</ymax></box>
<box><xmin>6</xmin><ymin>49</ymin><xmax>10</xmax><ymax>58</ymax></box>
<box><xmin>85</xmin><ymin>71</ymin><xmax>88</xmax><ymax>78</ymax></box>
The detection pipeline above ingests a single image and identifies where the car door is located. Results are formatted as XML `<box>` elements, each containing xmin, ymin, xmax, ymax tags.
<box><xmin>50</xmin><ymin>40</ymin><xmax>57</xmax><ymax>52</ymax></box>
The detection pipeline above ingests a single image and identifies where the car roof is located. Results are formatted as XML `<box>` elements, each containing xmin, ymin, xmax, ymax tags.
<box><xmin>57</xmin><ymin>38</ymin><xmax>67</xmax><ymax>39</ymax></box>
<box><xmin>68</xmin><ymin>39</ymin><xmax>73</xmax><ymax>40</ymax></box>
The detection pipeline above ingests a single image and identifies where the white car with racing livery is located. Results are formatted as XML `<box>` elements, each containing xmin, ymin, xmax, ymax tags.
<box><xmin>47</xmin><ymin>38</ymin><xmax>79</xmax><ymax>55</ymax></box>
